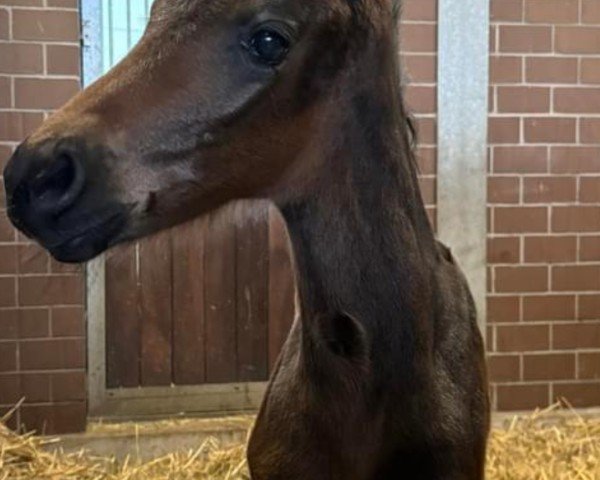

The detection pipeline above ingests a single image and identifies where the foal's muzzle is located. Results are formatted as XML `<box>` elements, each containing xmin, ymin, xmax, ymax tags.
<box><xmin>3</xmin><ymin>138</ymin><xmax>127</xmax><ymax>263</ymax></box>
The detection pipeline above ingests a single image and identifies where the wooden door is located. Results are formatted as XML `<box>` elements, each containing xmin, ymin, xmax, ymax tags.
<box><xmin>104</xmin><ymin>201</ymin><xmax>295</xmax><ymax>392</ymax></box>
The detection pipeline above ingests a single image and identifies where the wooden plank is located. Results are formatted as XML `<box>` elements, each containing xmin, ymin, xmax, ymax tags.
<box><xmin>172</xmin><ymin>218</ymin><xmax>206</xmax><ymax>385</ymax></box>
<box><xmin>267</xmin><ymin>206</ymin><xmax>296</xmax><ymax>372</ymax></box>
<box><xmin>204</xmin><ymin>206</ymin><xmax>237</xmax><ymax>383</ymax></box>
<box><xmin>139</xmin><ymin>232</ymin><xmax>173</xmax><ymax>386</ymax></box>
<box><xmin>235</xmin><ymin>201</ymin><xmax>270</xmax><ymax>382</ymax></box>
<box><xmin>89</xmin><ymin>382</ymin><xmax>267</xmax><ymax>420</ymax></box>
<box><xmin>105</xmin><ymin>243</ymin><xmax>140</xmax><ymax>388</ymax></box>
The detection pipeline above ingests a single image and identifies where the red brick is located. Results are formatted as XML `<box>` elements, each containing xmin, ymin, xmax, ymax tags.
<box><xmin>400</xmin><ymin>24</ymin><xmax>436</xmax><ymax>53</ymax></box>
<box><xmin>497</xmin><ymin>324</ymin><xmax>550</xmax><ymax>351</ymax></box>
<box><xmin>0</xmin><ymin>76</ymin><xmax>9</xmax><ymax>108</ymax></box>
<box><xmin>524</xmin><ymin>0</ymin><xmax>579</xmax><ymax>23</ymax></box>
<box><xmin>493</xmin><ymin>146</ymin><xmax>548</xmax><ymax>174</ymax></box>
<box><xmin>556</xmin><ymin>27</ymin><xmax>600</xmax><ymax>54</ymax></box>
<box><xmin>20</xmin><ymin>338</ymin><xmax>85</xmax><ymax>371</ymax></box>
<box><xmin>579</xmin><ymin>295</ymin><xmax>600</xmax><ymax>320</ymax></box>
<box><xmin>490</xmin><ymin>56</ymin><xmax>522</xmax><ymax>84</ymax></box>
<box><xmin>555</xmin><ymin>88</ymin><xmax>600</xmax><ymax>114</ymax></box>
<box><xmin>552</xmin><ymin>206</ymin><xmax>600</xmax><ymax>233</ymax></box>
<box><xmin>48</xmin><ymin>0</ymin><xmax>78</xmax><ymax>7</ymax></box>
<box><xmin>0</xmin><ymin>213</ymin><xmax>15</xmax><ymax>242</ymax></box>
<box><xmin>0</xmin><ymin>112</ymin><xmax>45</xmax><ymax>142</ymax></box>
<box><xmin>497</xmin><ymin>86</ymin><xmax>550</xmax><ymax>113</ymax></box>
<box><xmin>579</xmin><ymin>353</ymin><xmax>600</xmax><ymax>379</ymax></box>
<box><xmin>0</xmin><ymin>374</ymin><xmax>20</xmax><ymax>405</ymax></box>
<box><xmin>553</xmin><ymin>382</ymin><xmax>600</xmax><ymax>408</ymax></box>
<box><xmin>18</xmin><ymin>244</ymin><xmax>49</xmax><ymax>274</ymax></box>
<box><xmin>552</xmin><ymin>265</ymin><xmax>600</xmax><ymax>292</ymax></box>
<box><xmin>0</xmin><ymin>43</ymin><xmax>43</xmax><ymax>74</ymax></box>
<box><xmin>15</xmin><ymin>78</ymin><xmax>80</xmax><ymax>110</ymax></box>
<box><xmin>18</xmin><ymin>275</ymin><xmax>84</xmax><ymax>307</ymax></box>
<box><xmin>495</xmin><ymin>266</ymin><xmax>548</xmax><ymax>293</ymax></box>
<box><xmin>488</xmin><ymin>177</ymin><xmax>520</xmax><ymax>204</ymax></box>
<box><xmin>0</xmin><ymin>245</ymin><xmax>17</xmax><ymax>274</ymax></box>
<box><xmin>523</xmin><ymin>177</ymin><xmax>576</xmax><ymax>203</ymax></box>
<box><xmin>487</xmin><ymin>296</ymin><xmax>521</xmax><ymax>323</ymax></box>
<box><xmin>0</xmin><ymin>342</ymin><xmax>17</xmax><ymax>372</ymax></box>
<box><xmin>494</xmin><ymin>207</ymin><xmax>548</xmax><ymax>234</ymax></box>
<box><xmin>405</xmin><ymin>85</ymin><xmax>436</xmax><ymax>114</ymax></box>
<box><xmin>580</xmin><ymin>178</ymin><xmax>600</xmax><ymax>203</ymax></box>
<box><xmin>0</xmin><ymin>8</ymin><xmax>8</xmax><ymax>40</ymax></box>
<box><xmin>488</xmin><ymin>237</ymin><xmax>520</xmax><ymax>264</ymax></box>
<box><xmin>581</xmin><ymin>58</ymin><xmax>600</xmax><ymax>84</ymax></box>
<box><xmin>582</xmin><ymin>0</ymin><xmax>600</xmax><ymax>24</ymax></box>
<box><xmin>550</xmin><ymin>147</ymin><xmax>600</xmax><ymax>173</ymax></box>
<box><xmin>51</xmin><ymin>306</ymin><xmax>84</xmax><ymax>337</ymax></box>
<box><xmin>51</xmin><ymin>372</ymin><xmax>86</xmax><ymax>401</ymax></box>
<box><xmin>415</xmin><ymin>117</ymin><xmax>436</xmax><ymax>145</ymax></box>
<box><xmin>526</xmin><ymin>57</ymin><xmax>578</xmax><ymax>84</ymax></box>
<box><xmin>522</xmin><ymin>295</ymin><xmax>576</xmax><ymax>322</ymax></box>
<box><xmin>489</xmin><ymin>117</ymin><xmax>521</xmax><ymax>144</ymax></box>
<box><xmin>580</xmin><ymin>236</ymin><xmax>600</xmax><ymax>262</ymax></box>
<box><xmin>402</xmin><ymin>0</ymin><xmax>437</xmax><ymax>21</ymax></box>
<box><xmin>46</xmin><ymin>44</ymin><xmax>80</xmax><ymax>76</ymax></box>
<box><xmin>523</xmin><ymin>353</ymin><xmax>575</xmax><ymax>381</ymax></box>
<box><xmin>553</xmin><ymin>322</ymin><xmax>600</xmax><ymax>349</ymax></box>
<box><xmin>487</xmin><ymin>355</ymin><xmax>521</xmax><ymax>382</ymax></box>
<box><xmin>0</xmin><ymin>309</ymin><xmax>18</xmax><ymax>339</ymax></box>
<box><xmin>20</xmin><ymin>403</ymin><xmax>86</xmax><ymax>435</ymax></box>
<box><xmin>581</xmin><ymin>118</ymin><xmax>600</xmax><ymax>145</ymax></box>
<box><xmin>524</xmin><ymin>118</ymin><xmax>577</xmax><ymax>144</ymax></box>
<box><xmin>20</xmin><ymin>373</ymin><xmax>51</xmax><ymax>403</ymax></box>
<box><xmin>416</xmin><ymin>147</ymin><xmax>436</xmax><ymax>175</ymax></box>
<box><xmin>0</xmin><ymin>277</ymin><xmax>16</xmax><ymax>308</ymax></box>
<box><xmin>499</xmin><ymin>25</ymin><xmax>552</xmax><ymax>53</ymax></box>
<box><xmin>418</xmin><ymin>177</ymin><xmax>436</xmax><ymax>206</ymax></box>
<box><xmin>497</xmin><ymin>384</ymin><xmax>550</xmax><ymax>411</ymax></box>
<box><xmin>524</xmin><ymin>236</ymin><xmax>577</xmax><ymax>263</ymax></box>
<box><xmin>12</xmin><ymin>9</ymin><xmax>79</xmax><ymax>42</ymax></box>
<box><xmin>403</xmin><ymin>55</ymin><xmax>436</xmax><ymax>83</ymax></box>
<box><xmin>17</xmin><ymin>309</ymin><xmax>50</xmax><ymax>339</ymax></box>
<box><xmin>491</xmin><ymin>0</ymin><xmax>523</xmax><ymax>22</ymax></box>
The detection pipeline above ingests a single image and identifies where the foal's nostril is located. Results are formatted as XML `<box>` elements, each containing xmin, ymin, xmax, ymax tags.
<box><xmin>29</xmin><ymin>152</ymin><xmax>85</xmax><ymax>215</ymax></box>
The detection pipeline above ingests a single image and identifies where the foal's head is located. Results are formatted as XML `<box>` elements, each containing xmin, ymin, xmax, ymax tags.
<box><xmin>4</xmin><ymin>0</ymin><xmax>401</xmax><ymax>262</ymax></box>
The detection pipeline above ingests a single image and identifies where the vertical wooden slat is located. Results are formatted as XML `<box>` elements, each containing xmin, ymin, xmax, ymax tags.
<box><xmin>204</xmin><ymin>206</ymin><xmax>237</xmax><ymax>383</ymax></box>
<box><xmin>139</xmin><ymin>231</ymin><xmax>173</xmax><ymax>386</ymax></box>
<box><xmin>172</xmin><ymin>218</ymin><xmax>206</xmax><ymax>385</ymax></box>
<box><xmin>105</xmin><ymin>244</ymin><xmax>140</xmax><ymax>388</ymax></box>
<box><xmin>235</xmin><ymin>201</ymin><xmax>270</xmax><ymax>382</ymax></box>
<box><xmin>267</xmin><ymin>206</ymin><xmax>296</xmax><ymax>372</ymax></box>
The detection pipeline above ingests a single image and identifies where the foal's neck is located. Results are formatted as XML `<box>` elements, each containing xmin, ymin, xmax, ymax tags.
<box><xmin>278</xmin><ymin>51</ymin><xmax>437</xmax><ymax>340</ymax></box>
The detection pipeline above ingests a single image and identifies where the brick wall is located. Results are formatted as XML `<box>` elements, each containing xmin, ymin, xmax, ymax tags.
<box><xmin>401</xmin><ymin>0</ymin><xmax>438</xmax><ymax>227</ymax></box>
<box><xmin>487</xmin><ymin>0</ymin><xmax>600</xmax><ymax>410</ymax></box>
<box><xmin>0</xmin><ymin>0</ymin><xmax>86</xmax><ymax>434</ymax></box>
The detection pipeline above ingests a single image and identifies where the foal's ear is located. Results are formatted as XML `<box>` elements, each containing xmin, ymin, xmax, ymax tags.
<box><xmin>317</xmin><ymin>311</ymin><xmax>369</xmax><ymax>360</ymax></box>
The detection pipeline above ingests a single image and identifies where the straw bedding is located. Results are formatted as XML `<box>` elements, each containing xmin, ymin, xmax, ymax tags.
<box><xmin>1</xmin><ymin>405</ymin><xmax>598</xmax><ymax>479</ymax></box>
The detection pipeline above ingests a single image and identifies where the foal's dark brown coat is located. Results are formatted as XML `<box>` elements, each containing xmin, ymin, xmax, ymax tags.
<box><xmin>4</xmin><ymin>1</ymin><xmax>489</xmax><ymax>478</ymax></box>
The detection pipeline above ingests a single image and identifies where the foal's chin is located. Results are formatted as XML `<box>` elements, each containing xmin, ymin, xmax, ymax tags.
<box><xmin>38</xmin><ymin>210</ymin><xmax>130</xmax><ymax>264</ymax></box>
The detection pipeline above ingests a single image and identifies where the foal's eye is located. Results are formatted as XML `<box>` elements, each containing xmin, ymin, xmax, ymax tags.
<box><xmin>246</xmin><ymin>29</ymin><xmax>290</xmax><ymax>66</ymax></box>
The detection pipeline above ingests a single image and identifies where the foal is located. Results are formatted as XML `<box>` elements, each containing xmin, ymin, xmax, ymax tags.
<box><xmin>4</xmin><ymin>1</ymin><xmax>489</xmax><ymax>478</ymax></box>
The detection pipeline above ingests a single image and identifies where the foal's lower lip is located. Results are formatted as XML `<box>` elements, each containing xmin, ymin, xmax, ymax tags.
<box><xmin>46</xmin><ymin>213</ymin><xmax>126</xmax><ymax>262</ymax></box>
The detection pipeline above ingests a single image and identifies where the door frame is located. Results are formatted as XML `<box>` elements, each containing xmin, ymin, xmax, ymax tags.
<box><xmin>81</xmin><ymin>0</ymin><xmax>267</xmax><ymax>420</ymax></box>
<box><xmin>437</xmin><ymin>0</ymin><xmax>489</xmax><ymax>336</ymax></box>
